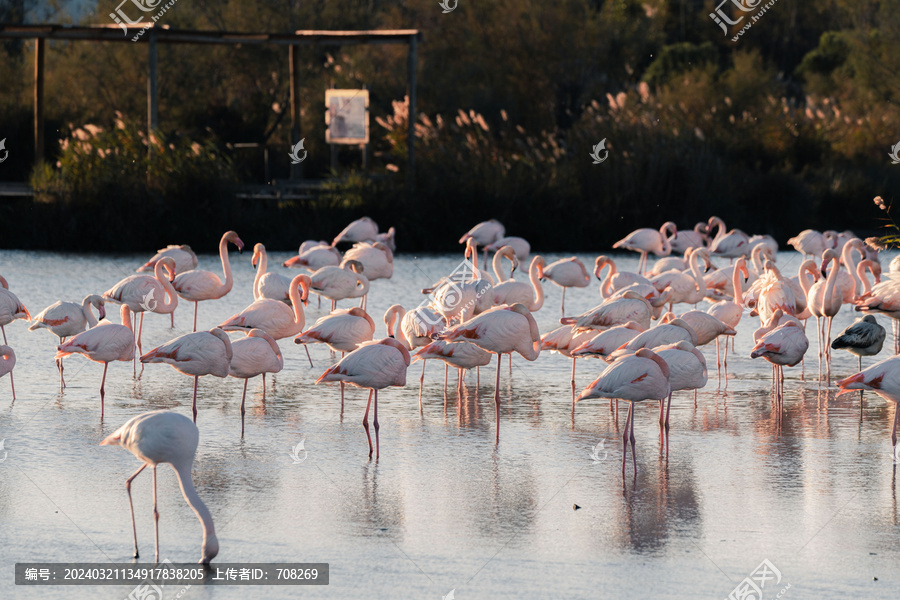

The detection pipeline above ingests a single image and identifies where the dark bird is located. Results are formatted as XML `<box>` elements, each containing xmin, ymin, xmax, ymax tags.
<box><xmin>831</xmin><ymin>315</ymin><xmax>886</xmax><ymax>371</ymax></box>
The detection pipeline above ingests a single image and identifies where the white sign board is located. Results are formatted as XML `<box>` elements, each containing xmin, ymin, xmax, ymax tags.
<box><xmin>325</xmin><ymin>89</ymin><xmax>369</xmax><ymax>144</ymax></box>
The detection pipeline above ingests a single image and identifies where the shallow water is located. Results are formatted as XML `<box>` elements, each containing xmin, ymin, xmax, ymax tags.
<box><xmin>0</xmin><ymin>248</ymin><xmax>898</xmax><ymax>600</ymax></box>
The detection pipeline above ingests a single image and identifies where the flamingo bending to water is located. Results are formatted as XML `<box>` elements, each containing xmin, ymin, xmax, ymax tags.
<box><xmin>101</xmin><ymin>410</ymin><xmax>218</xmax><ymax>564</ymax></box>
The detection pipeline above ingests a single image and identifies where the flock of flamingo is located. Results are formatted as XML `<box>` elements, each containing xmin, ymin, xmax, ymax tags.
<box><xmin>3</xmin><ymin>212</ymin><xmax>900</xmax><ymax>564</ymax></box>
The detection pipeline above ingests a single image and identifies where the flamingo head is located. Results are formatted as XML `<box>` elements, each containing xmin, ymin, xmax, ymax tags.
<box><xmin>251</xmin><ymin>243</ymin><xmax>264</xmax><ymax>269</ymax></box>
<box><xmin>158</xmin><ymin>257</ymin><xmax>177</xmax><ymax>283</ymax></box>
<box><xmin>593</xmin><ymin>255</ymin><xmax>610</xmax><ymax>280</ymax></box>
<box><xmin>224</xmin><ymin>231</ymin><xmax>244</xmax><ymax>253</ymax></box>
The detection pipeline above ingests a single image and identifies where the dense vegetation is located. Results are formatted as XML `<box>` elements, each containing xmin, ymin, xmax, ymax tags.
<box><xmin>0</xmin><ymin>0</ymin><xmax>898</xmax><ymax>252</ymax></box>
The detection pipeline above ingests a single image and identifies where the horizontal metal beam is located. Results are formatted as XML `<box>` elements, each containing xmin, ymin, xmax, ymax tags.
<box><xmin>0</xmin><ymin>23</ymin><xmax>420</xmax><ymax>46</ymax></box>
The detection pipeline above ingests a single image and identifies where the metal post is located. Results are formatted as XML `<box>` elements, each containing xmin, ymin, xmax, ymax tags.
<box><xmin>289</xmin><ymin>44</ymin><xmax>302</xmax><ymax>180</ymax></box>
<box><xmin>33</xmin><ymin>37</ymin><xmax>44</xmax><ymax>165</ymax></box>
<box><xmin>406</xmin><ymin>34</ymin><xmax>417</xmax><ymax>191</ymax></box>
<box><xmin>147</xmin><ymin>27</ymin><xmax>158</xmax><ymax>154</ymax></box>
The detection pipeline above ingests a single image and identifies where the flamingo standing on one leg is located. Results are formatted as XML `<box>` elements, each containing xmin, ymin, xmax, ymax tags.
<box><xmin>0</xmin><ymin>345</ymin><xmax>15</xmax><ymax>399</ymax></box>
<box><xmin>0</xmin><ymin>275</ymin><xmax>29</xmax><ymax>399</ymax></box>
<box><xmin>750</xmin><ymin>320</ymin><xmax>809</xmax><ymax>410</ymax></box>
<box><xmin>707</xmin><ymin>257</ymin><xmax>748</xmax><ymax>372</ymax></box>
<box><xmin>652</xmin><ymin>341</ymin><xmax>708</xmax><ymax>432</ymax></box>
<box><xmin>29</xmin><ymin>294</ymin><xmax>106</xmax><ymax>388</ymax></box>
<box><xmin>438</xmin><ymin>303</ymin><xmax>541</xmax><ymax>443</ymax></box>
<box><xmin>56</xmin><ymin>305</ymin><xmax>135</xmax><ymax>417</ymax></box>
<box><xmin>173</xmin><ymin>231</ymin><xmax>244</xmax><ymax>331</ymax></box>
<box><xmin>540</xmin><ymin>324</ymin><xmax>599</xmax><ymax>401</ymax></box>
<box><xmin>412</xmin><ymin>340</ymin><xmax>492</xmax><ymax>400</ymax></box>
<box><xmin>541</xmin><ymin>257</ymin><xmax>590</xmax><ymax>315</ymax></box>
<box><xmin>103</xmin><ymin>257</ymin><xmax>178</xmax><ymax>363</ymax></box>
<box><xmin>831</xmin><ymin>315</ymin><xmax>886</xmax><ymax>372</ymax></box>
<box><xmin>332</xmin><ymin>216</ymin><xmax>380</xmax><ymax>246</ymax></box>
<box><xmin>295</xmin><ymin>307</ymin><xmax>376</xmax><ymax>405</ymax></box>
<box><xmin>229</xmin><ymin>329</ymin><xmax>284</xmax><ymax>435</ymax></box>
<box><xmin>307</xmin><ymin>262</ymin><xmax>369</xmax><ymax>311</ymax></box>
<box><xmin>140</xmin><ymin>328</ymin><xmax>233</xmax><ymax>422</ymax></box>
<box><xmin>251</xmin><ymin>243</ymin><xmax>294</xmax><ymax>303</ymax></box>
<box><xmin>612</xmin><ymin>222</ymin><xmax>675</xmax><ymax>275</ymax></box>
<box><xmin>282</xmin><ymin>243</ymin><xmax>342</xmax><ymax>271</ymax></box>
<box><xmin>315</xmin><ymin>338</ymin><xmax>410</xmax><ymax>458</ymax></box>
<box><xmin>100</xmin><ymin>410</ymin><xmax>218</xmax><ymax>564</ymax></box>
<box><xmin>575</xmin><ymin>348</ymin><xmax>671</xmax><ymax>476</ymax></box>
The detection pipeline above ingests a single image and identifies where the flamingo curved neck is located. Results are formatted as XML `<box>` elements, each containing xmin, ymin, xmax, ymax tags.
<box><xmin>841</xmin><ymin>241</ymin><xmax>863</xmax><ymax>296</ymax></box>
<box><xmin>218</xmin><ymin>235</ymin><xmax>235</xmax><ymax>297</ymax></box>
<box><xmin>599</xmin><ymin>261</ymin><xmax>614</xmax><ymax>298</ymax></box>
<box><xmin>527</xmin><ymin>259</ymin><xmax>544</xmax><ymax>311</ymax></box>
<box><xmin>288</xmin><ymin>279</ymin><xmax>306</xmax><ymax>325</ymax></box>
<box><xmin>732</xmin><ymin>263</ymin><xmax>745</xmax><ymax>307</ymax></box>
<box><xmin>253</xmin><ymin>249</ymin><xmax>268</xmax><ymax>300</ymax></box>
<box><xmin>83</xmin><ymin>298</ymin><xmax>99</xmax><ymax>328</ymax></box>
<box><xmin>154</xmin><ymin>261</ymin><xmax>178</xmax><ymax>314</ymax></box>
<box><xmin>393</xmin><ymin>307</ymin><xmax>411</xmax><ymax>348</ymax></box>
<box><xmin>172</xmin><ymin>462</ymin><xmax>217</xmax><ymax>562</ymax></box>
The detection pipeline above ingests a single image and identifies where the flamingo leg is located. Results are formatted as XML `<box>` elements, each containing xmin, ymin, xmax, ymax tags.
<box><xmin>418</xmin><ymin>360</ymin><xmax>425</xmax><ymax>412</ymax></box>
<box><xmin>444</xmin><ymin>363</ymin><xmax>449</xmax><ymax>397</ymax></box>
<box><xmin>373</xmin><ymin>388</ymin><xmax>380</xmax><ymax>459</ymax></box>
<box><xmin>495</xmin><ymin>353</ymin><xmax>502</xmax><ymax>443</ymax></box>
<box><xmin>152</xmin><ymin>465</ymin><xmax>160</xmax><ymax>563</ymax></box>
<box><xmin>304</xmin><ymin>346</ymin><xmax>313</xmax><ymax>367</ymax></box>
<box><xmin>262</xmin><ymin>373</ymin><xmax>266</xmax><ymax>397</ymax></box>
<box><xmin>561</xmin><ymin>287</ymin><xmax>566</xmax><ymax>316</ymax></box>
<box><xmin>622</xmin><ymin>401</ymin><xmax>633</xmax><ymax>475</ymax></box>
<box><xmin>192</xmin><ymin>375</ymin><xmax>199</xmax><ymax>422</ymax></box>
<box><xmin>99</xmin><ymin>362</ymin><xmax>109</xmax><ymax>418</ymax></box>
<box><xmin>892</xmin><ymin>403</ymin><xmax>899</xmax><ymax>448</ymax></box>
<box><xmin>137</xmin><ymin>312</ymin><xmax>144</xmax><ymax>357</ymax></box>
<box><xmin>630</xmin><ymin>403</ymin><xmax>637</xmax><ymax>476</ymax></box>
<box><xmin>363</xmin><ymin>389</ymin><xmax>373</xmax><ymax>456</ymax></box>
<box><xmin>125</xmin><ymin>463</ymin><xmax>148</xmax><ymax>558</ymax></box>
<box><xmin>192</xmin><ymin>301</ymin><xmax>198</xmax><ymax>332</ymax></box>
<box><xmin>240</xmin><ymin>378</ymin><xmax>248</xmax><ymax>437</ymax></box>
<box><xmin>170</xmin><ymin>311</ymin><xmax>175</xmax><ymax>328</ymax></box>
<box><xmin>571</xmin><ymin>358</ymin><xmax>577</xmax><ymax>406</ymax></box>
<box><xmin>665</xmin><ymin>390</ymin><xmax>672</xmax><ymax>432</ymax></box>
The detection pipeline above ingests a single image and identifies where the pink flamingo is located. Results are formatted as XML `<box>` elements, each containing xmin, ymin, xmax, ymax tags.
<box><xmin>576</xmin><ymin>348</ymin><xmax>671</xmax><ymax>476</ymax></box>
<box><xmin>295</xmin><ymin>307</ymin><xmax>375</xmax><ymax>406</ymax></box>
<box><xmin>0</xmin><ymin>275</ymin><xmax>29</xmax><ymax>396</ymax></box>
<box><xmin>491</xmin><ymin>255</ymin><xmax>545</xmax><ymax>311</ymax></box>
<box><xmin>251</xmin><ymin>243</ymin><xmax>293</xmax><ymax>303</ymax></box>
<box><xmin>484</xmin><ymin>236</ymin><xmax>531</xmax><ymax>262</ymax></box>
<box><xmin>707</xmin><ymin>257</ymin><xmax>748</xmax><ymax>369</ymax></box>
<box><xmin>282</xmin><ymin>243</ymin><xmax>342</xmax><ymax>271</ymax></box>
<box><xmin>669</xmin><ymin>221</ymin><xmax>709</xmax><ymax>254</ymax></box>
<box><xmin>706</xmin><ymin>216</ymin><xmax>750</xmax><ymax>260</ymax></box>
<box><xmin>612</xmin><ymin>222</ymin><xmax>675</xmax><ymax>275</ymax></box>
<box><xmin>807</xmin><ymin>249</ymin><xmax>843</xmax><ymax>366</ymax></box>
<box><xmin>56</xmin><ymin>304</ymin><xmax>135</xmax><ymax>417</ymax></box>
<box><xmin>342</xmin><ymin>242</ymin><xmax>394</xmax><ymax>282</ymax></box>
<box><xmin>561</xmin><ymin>290</ymin><xmax>653</xmax><ymax>332</ymax></box>
<box><xmin>332</xmin><ymin>216</ymin><xmax>379</xmax><ymax>246</ymax></box>
<box><xmin>750</xmin><ymin>320</ymin><xmax>809</xmax><ymax>409</ymax></box>
<box><xmin>0</xmin><ymin>345</ymin><xmax>15</xmax><ymax>399</ymax></box>
<box><xmin>308</xmin><ymin>262</ymin><xmax>369</xmax><ymax>311</ymax></box>
<box><xmin>649</xmin><ymin>247</ymin><xmax>706</xmax><ymax>310</ymax></box>
<box><xmin>100</xmin><ymin>410</ymin><xmax>218</xmax><ymax>564</ymax></box>
<box><xmin>459</xmin><ymin>219</ymin><xmax>506</xmax><ymax>263</ymax></box>
<box><xmin>541</xmin><ymin>257</ymin><xmax>589</xmax><ymax>315</ymax></box>
<box><xmin>218</xmin><ymin>274</ymin><xmax>311</xmax><ymax>340</ymax></box>
<box><xmin>30</xmin><ymin>294</ymin><xmax>106</xmax><ymax>388</ymax></box>
<box><xmin>653</xmin><ymin>341</ymin><xmax>707</xmax><ymax>431</ymax></box>
<box><xmin>787</xmin><ymin>229</ymin><xmax>835</xmax><ymax>258</ymax></box>
<box><xmin>384</xmin><ymin>304</ymin><xmax>445</xmax><ymax>408</ymax></box>
<box><xmin>570</xmin><ymin>322</ymin><xmax>646</xmax><ymax>360</ymax></box>
<box><xmin>606</xmin><ymin>318</ymin><xmax>698</xmax><ymax>362</ymax></box>
<box><xmin>140</xmin><ymin>328</ymin><xmax>233</xmax><ymax>422</ymax></box>
<box><xmin>103</xmin><ymin>257</ymin><xmax>178</xmax><ymax>361</ymax></box>
<box><xmin>438</xmin><ymin>303</ymin><xmax>541</xmax><ymax>442</ymax></box>
<box><xmin>837</xmin><ymin>357</ymin><xmax>900</xmax><ymax>448</ymax></box>
<box><xmin>173</xmin><ymin>231</ymin><xmax>244</xmax><ymax>331</ymax></box>
<box><xmin>137</xmin><ymin>244</ymin><xmax>198</xmax><ymax>274</ymax></box>
<box><xmin>595</xmin><ymin>255</ymin><xmax>652</xmax><ymax>299</ymax></box>
<box><xmin>375</xmin><ymin>227</ymin><xmax>397</xmax><ymax>253</ymax></box>
<box><xmin>540</xmin><ymin>324</ymin><xmax>601</xmax><ymax>398</ymax></box>
<box><xmin>316</xmin><ymin>338</ymin><xmax>410</xmax><ymax>458</ymax></box>
<box><xmin>229</xmin><ymin>329</ymin><xmax>283</xmax><ymax>435</ymax></box>
<box><xmin>756</xmin><ymin>260</ymin><xmax>798</xmax><ymax>324</ymax></box>
<box><xmin>413</xmin><ymin>340</ymin><xmax>492</xmax><ymax>399</ymax></box>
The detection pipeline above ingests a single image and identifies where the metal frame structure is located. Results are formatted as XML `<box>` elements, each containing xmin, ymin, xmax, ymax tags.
<box><xmin>0</xmin><ymin>23</ymin><xmax>421</xmax><ymax>183</ymax></box>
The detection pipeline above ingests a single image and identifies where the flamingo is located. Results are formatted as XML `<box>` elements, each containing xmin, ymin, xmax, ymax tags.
<box><xmin>308</xmin><ymin>262</ymin><xmax>369</xmax><ymax>311</ymax></box>
<box><xmin>412</xmin><ymin>340</ymin><xmax>492</xmax><ymax>399</ymax></box>
<box><xmin>612</xmin><ymin>222</ymin><xmax>675</xmax><ymax>275</ymax></box>
<box><xmin>575</xmin><ymin>348</ymin><xmax>670</xmax><ymax>476</ymax></box>
<box><xmin>649</xmin><ymin>247</ymin><xmax>706</xmax><ymax>310</ymax></box>
<box><xmin>647</xmin><ymin>255</ymin><xmax>689</xmax><ymax>278</ymax></box>
<box><xmin>492</xmin><ymin>254</ymin><xmax>545</xmax><ymax>311</ymax></box>
<box><xmin>315</xmin><ymin>338</ymin><xmax>410</xmax><ymax>458</ymax></box>
<box><xmin>750</xmin><ymin>320</ymin><xmax>809</xmax><ymax>408</ymax></box>
<box><xmin>674</xmin><ymin>310</ymin><xmax>736</xmax><ymax>372</ymax></box>
<box><xmin>439</xmin><ymin>303</ymin><xmax>541</xmax><ymax>442</ymax></box>
<box><xmin>541</xmin><ymin>257</ymin><xmax>590</xmax><ymax>315</ymax></box>
<box><xmin>807</xmin><ymin>249</ymin><xmax>843</xmax><ymax>365</ymax></box>
<box><xmin>540</xmin><ymin>324</ymin><xmax>600</xmax><ymax>397</ymax></box>
<box><xmin>669</xmin><ymin>221</ymin><xmax>708</xmax><ymax>255</ymax></box>
<box><xmin>103</xmin><ymin>257</ymin><xmax>178</xmax><ymax>361</ymax></box>
<box><xmin>653</xmin><ymin>340</ymin><xmax>708</xmax><ymax>430</ymax></box>
<box><xmin>707</xmin><ymin>257</ymin><xmax>748</xmax><ymax>368</ymax></box>
<box><xmin>218</xmin><ymin>274</ymin><xmax>311</xmax><ymax>340</ymax></box>
<box><xmin>459</xmin><ymin>219</ymin><xmax>505</xmax><ymax>265</ymax></box>
<box><xmin>787</xmin><ymin>229</ymin><xmax>835</xmax><ymax>258</ymax></box>
<box><xmin>56</xmin><ymin>304</ymin><xmax>135</xmax><ymax>417</ymax></box>
<box><xmin>137</xmin><ymin>244</ymin><xmax>198</xmax><ymax>274</ymax></box>
<box><xmin>484</xmin><ymin>236</ymin><xmax>530</xmax><ymax>262</ymax></box>
<box><xmin>834</xmin><ymin>238</ymin><xmax>867</xmax><ymax>303</ymax></box>
<box><xmin>173</xmin><ymin>231</ymin><xmax>244</xmax><ymax>331</ymax></box>
<box><xmin>856</xmin><ymin>270</ymin><xmax>900</xmax><ymax>354</ymax></box>
<box><xmin>140</xmin><ymin>328</ymin><xmax>234</xmax><ymax>422</ymax></box>
<box><xmin>706</xmin><ymin>216</ymin><xmax>750</xmax><ymax>260</ymax></box>
<box><xmin>29</xmin><ymin>294</ymin><xmax>106</xmax><ymax>388</ymax></box>
<box><xmin>100</xmin><ymin>410</ymin><xmax>218</xmax><ymax>564</ymax></box>
<box><xmin>570</xmin><ymin>321</ymin><xmax>646</xmax><ymax>360</ymax></box>
<box><xmin>251</xmin><ymin>243</ymin><xmax>293</xmax><ymax>303</ymax></box>
<box><xmin>384</xmin><ymin>304</ymin><xmax>445</xmax><ymax>407</ymax></box>
<box><xmin>562</xmin><ymin>290</ymin><xmax>653</xmax><ymax>332</ymax></box>
<box><xmin>595</xmin><ymin>255</ymin><xmax>652</xmax><ymax>299</ymax></box>
<box><xmin>282</xmin><ymin>243</ymin><xmax>342</xmax><ymax>271</ymax></box>
<box><xmin>332</xmin><ymin>216</ymin><xmax>379</xmax><ymax>246</ymax></box>
<box><xmin>606</xmin><ymin>318</ymin><xmax>698</xmax><ymax>362</ymax></box>
<box><xmin>0</xmin><ymin>345</ymin><xmax>15</xmax><ymax>399</ymax></box>
<box><xmin>748</xmin><ymin>234</ymin><xmax>778</xmax><ymax>257</ymax></box>
<box><xmin>375</xmin><ymin>227</ymin><xmax>397</xmax><ymax>253</ymax></box>
<box><xmin>756</xmin><ymin>260</ymin><xmax>798</xmax><ymax>324</ymax></box>
<box><xmin>0</xmin><ymin>276</ymin><xmax>30</xmax><ymax>388</ymax></box>
<box><xmin>837</xmin><ymin>357</ymin><xmax>900</xmax><ymax>447</ymax></box>
<box><xmin>229</xmin><ymin>329</ymin><xmax>284</xmax><ymax>435</ymax></box>
<box><xmin>831</xmin><ymin>315</ymin><xmax>886</xmax><ymax>371</ymax></box>
<box><xmin>342</xmin><ymin>242</ymin><xmax>393</xmax><ymax>282</ymax></box>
